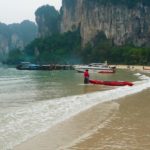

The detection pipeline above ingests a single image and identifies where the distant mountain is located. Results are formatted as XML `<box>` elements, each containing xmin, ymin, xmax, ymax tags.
<box><xmin>0</xmin><ymin>20</ymin><xmax>37</xmax><ymax>61</ymax></box>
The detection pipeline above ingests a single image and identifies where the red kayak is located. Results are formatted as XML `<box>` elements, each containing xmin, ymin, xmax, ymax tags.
<box><xmin>98</xmin><ymin>67</ymin><xmax>116</xmax><ymax>74</ymax></box>
<box><xmin>89</xmin><ymin>79</ymin><xmax>133</xmax><ymax>86</ymax></box>
<box><xmin>98</xmin><ymin>70</ymin><xmax>115</xmax><ymax>73</ymax></box>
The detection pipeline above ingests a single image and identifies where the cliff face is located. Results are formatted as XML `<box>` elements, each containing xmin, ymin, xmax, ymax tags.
<box><xmin>60</xmin><ymin>0</ymin><xmax>150</xmax><ymax>46</ymax></box>
<box><xmin>0</xmin><ymin>20</ymin><xmax>37</xmax><ymax>59</ymax></box>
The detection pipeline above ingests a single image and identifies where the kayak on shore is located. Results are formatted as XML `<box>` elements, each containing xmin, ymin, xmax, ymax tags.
<box><xmin>89</xmin><ymin>79</ymin><xmax>133</xmax><ymax>86</ymax></box>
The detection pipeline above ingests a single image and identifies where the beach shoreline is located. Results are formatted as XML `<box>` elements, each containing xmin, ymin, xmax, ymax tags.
<box><xmin>110</xmin><ymin>64</ymin><xmax>150</xmax><ymax>72</ymax></box>
<box><xmin>70</xmin><ymin>89</ymin><xmax>150</xmax><ymax>150</ymax></box>
<box><xmin>14</xmin><ymin>89</ymin><xmax>150</xmax><ymax>150</ymax></box>
<box><xmin>14</xmin><ymin>102</ymin><xmax>119</xmax><ymax>150</ymax></box>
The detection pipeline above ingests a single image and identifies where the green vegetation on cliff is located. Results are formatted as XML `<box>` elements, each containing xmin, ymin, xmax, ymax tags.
<box><xmin>35</xmin><ymin>5</ymin><xmax>60</xmax><ymax>36</ymax></box>
<box><xmin>5</xmin><ymin>49</ymin><xmax>24</xmax><ymax>65</ymax></box>
<box><xmin>0</xmin><ymin>23</ymin><xmax>11</xmax><ymax>38</ymax></box>
<box><xmin>23</xmin><ymin>29</ymin><xmax>81</xmax><ymax>64</ymax></box>
<box><xmin>5</xmin><ymin>30</ymin><xmax>150</xmax><ymax>65</ymax></box>
<box><xmin>85</xmin><ymin>0</ymin><xmax>150</xmax><ymax>7</ymax></box>
<box><xmin>82</xmin><ymin>32</ymin><xmax>150</xmax><ymax>65</ymax></box>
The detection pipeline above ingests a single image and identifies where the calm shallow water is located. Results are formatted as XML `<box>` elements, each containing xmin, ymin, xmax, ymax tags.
<box><xmin>0</xmin><ymin>67</ymin><xmax>149</xmax><ymax>150</ymax></box>
<box><xmin>0</xmin><ymin>68</ymin><xmax>137</xmax><ymax>106</ymax></box>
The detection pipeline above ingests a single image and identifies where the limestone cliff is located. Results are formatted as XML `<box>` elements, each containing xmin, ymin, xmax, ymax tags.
<box><xmin>60</xmin><ymin>0</ymin><xmax>150</xmax><ymax>46</ymax></box>
<box><xmin>0</xmin><ymin>20</ymin><xmax>37</xmax><ymax>60</ymax></box>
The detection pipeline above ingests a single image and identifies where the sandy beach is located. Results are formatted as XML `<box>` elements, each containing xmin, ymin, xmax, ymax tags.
<box><xmin>14</xmin><ymin>88</ymin><xmax>150</xmax><ymax>150</ymax></box>
<box><xmin>71</xmin><ymin>89</ymin><xmax>150</xmax><ymax>150</ymax></box>
<box><xmin>111</xmin><ymin>64</ymin><xmax>150</xmax><ymax>73</ymax></box>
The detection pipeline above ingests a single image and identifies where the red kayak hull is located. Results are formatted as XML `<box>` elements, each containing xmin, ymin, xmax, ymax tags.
<box><xmin>98</xmin><ymin>70</ymin><xmax>115</xmax><ymax>73</ymax></box>
<box><xmin>89</xmin><ymin>80</ymin><xmax>133</xmax><ymax>86</ymax></box>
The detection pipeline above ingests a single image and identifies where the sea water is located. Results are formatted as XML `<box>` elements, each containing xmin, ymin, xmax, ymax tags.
<box><xmin>0</xmin><ymin>67</ymin><xmax>149</xmax><ymax>150</ymax></box>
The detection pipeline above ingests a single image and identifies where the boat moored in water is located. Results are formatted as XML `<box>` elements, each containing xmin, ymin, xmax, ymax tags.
<box><xmin>16</xmin><ymin>62</ymin><xmax>40</xmax><ymax>70</ymax></box>
<box><xmin>16</xmin><ymin>62</ymin><xmax>74</xmax><ymax>70</ymax></box>
<box><xmin>73</xmin><ymin>62</ymin><xmax>116</xmax><ymax>73</ymax></box>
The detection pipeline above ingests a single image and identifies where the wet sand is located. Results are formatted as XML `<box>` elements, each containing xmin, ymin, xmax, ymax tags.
<box><xmin>14</xmin><ymin>89</ymin><xmax>150</xmax><ymax>150</ymax></box>
<box><xmin>71</xmin><ymin>89</ymin><xmax>150</xmax><ymax>150</ymax></box>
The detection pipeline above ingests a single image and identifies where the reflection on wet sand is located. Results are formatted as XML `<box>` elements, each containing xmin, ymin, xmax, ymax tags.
<box><xmin>71</xmin><ymin>89</ymin><xmax>150</xmax><ymax>150</ymax></box>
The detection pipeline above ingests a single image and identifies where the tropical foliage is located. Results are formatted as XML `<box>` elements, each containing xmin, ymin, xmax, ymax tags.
<box><xmin>4</xmin><ymin>49</ymin><xmax>24</xmax><ymax>65</ymax></box>
<box><xmin>86</xmin><ymin>0</ymin><xmax>150</xmax><ymax>7</ymax></box>
<box><xmin>35</xmin><ymin>5</ymin><xmax>60</xmax><ymax>36</ymax></box>
<box><xmin>82</xmin><ymin>32</ymin><xmax>150</xmax><ymax>65</ymax></box>
<box><xmin>5</xmin><ymin>30</ymin><xmax>150</xmax><ymax>65</ymax></box>
<box><xmin>23</xmin><ymin>29</ymin><xmax>81</xmax><ymax>64</ymax></box>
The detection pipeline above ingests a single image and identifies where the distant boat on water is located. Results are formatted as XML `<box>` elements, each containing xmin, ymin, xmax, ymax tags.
<box><xmin>73</xmin><ymin>62</ymin><xmax>116</xmax><ymax>73</ymax></box>
<box><xmin>16</xmin><ymin>62</ymin><xmax>74</xmax><ymax>70</ymax></box>
<box><xmin>16</xmin><ymin>62</ymin><xmax>40</xmax><ymax>70</ymax></box>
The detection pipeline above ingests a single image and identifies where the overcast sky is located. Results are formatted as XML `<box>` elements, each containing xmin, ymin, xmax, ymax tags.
<box><xmin>0</xmin><ymin>0</ymin><xmax>62</xmax><ymax>24</ymax></box>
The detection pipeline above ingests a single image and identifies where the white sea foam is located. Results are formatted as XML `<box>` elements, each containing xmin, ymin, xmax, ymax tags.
<box><xmin>134</xmin><ymin>73</ymin><xmax>142</xmax><ymax>76</ymax></box>
<box><xmin>134</xmin><ymin>72</ymin><xmax>150</xmax><ymax>80</ymax></box>
<box><xmin>0</xmin><ymin>75</ymin><xmax>150</xmax><ymax>150</ymax></box>
<box><xmin>139</xmin><ymin>75</ymin><xmax>150</xmax><ymax>80</ymax></box>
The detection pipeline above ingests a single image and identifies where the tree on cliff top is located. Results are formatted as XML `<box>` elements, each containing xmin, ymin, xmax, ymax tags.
<box><xmin>85</xmin><ymin>0</ymin><xmax>150</xmax><ymax>7</ymax></box>
<box><xmin>35</xmin><ymin>5</ymin><xmax>60</xmax><ymax>37</ymax></box>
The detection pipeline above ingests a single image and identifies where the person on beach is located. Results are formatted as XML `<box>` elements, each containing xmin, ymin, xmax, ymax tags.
<box><xmin>84</xmin><ymin>69</ymin><xmax>89</xmax><ymax>84</ymax></box>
